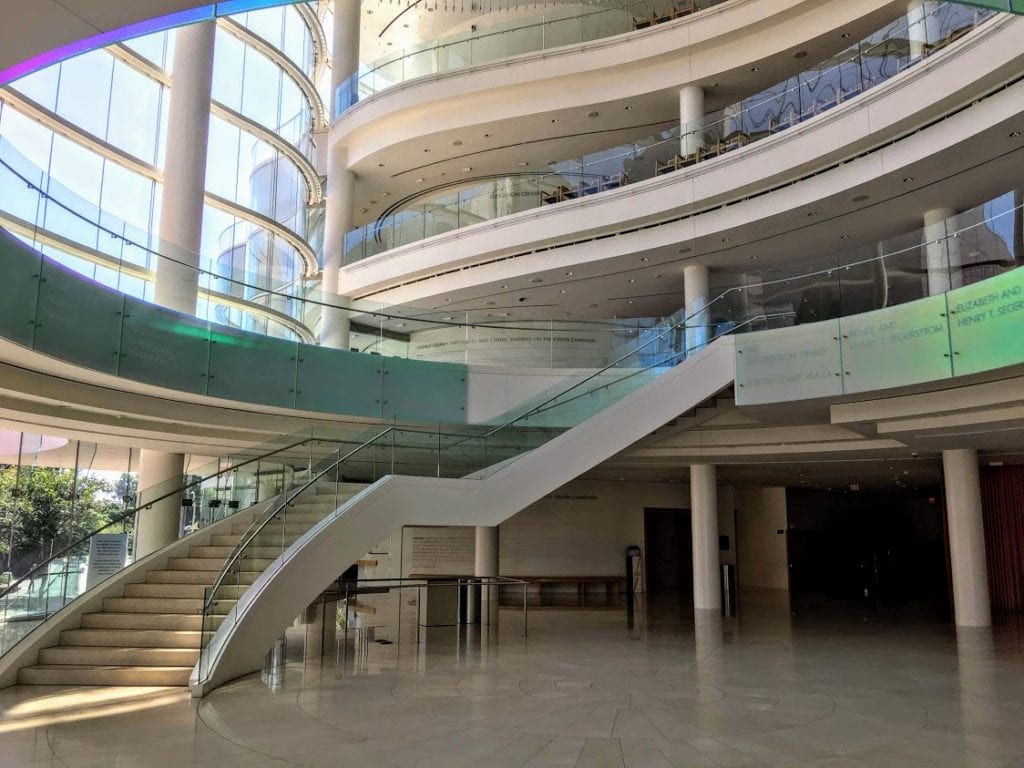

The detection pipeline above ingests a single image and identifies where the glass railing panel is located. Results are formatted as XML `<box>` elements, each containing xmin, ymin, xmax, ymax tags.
<box><xmin>0</xmin><ymin>229</ymin><xmax>43</xmax><ymax>348</ymax></box>
<box><xmin>471</xmin><ymin>29</ymin><xmax>509</xmax><ymax>65</ymax></box>
<box><xmin>404</xmin><ymin>45</ymin><xmax>438</xmax><ymax>82</ymax></box>
<box><xmin>838</xmin><ymin>294</ymin><xmax>953</xmax><ymax>395</ymax></box>
<box><xmin>735</xmin><ymin>319</ymin><xmax>844</xmax><ymax>405</ymax></box>
<box><xmin>507</xmin><ymin>20</ymin><xmax>544</xmax><ymax>56</ymax></box>
<box><xmin>33</xmin><ymin>254</ymin><xmax>125</xmax><ymax>374</ymax></box>
<box><xmin>205</xmin><ymin>326</ymin><xmax>300</xmax><ymax>408</ymax></box>
<box><xmin>294</xmin><ymin>343</ymin><xmax>385</xmax><ymax>418</ymax></box>
<box><xmin>948</xmin><ymin>266</ymin><xmax>1024</xmax><ymax>376</ymax></box>
<box><xmin>382</xmin><ymin>356</ymin><xmax>468</xmax><ymax>422</ymax></box>
<box><xmin>118</xmin><ymin>297</ymin><xmax>212</xmax><ymax>394</ymax></box>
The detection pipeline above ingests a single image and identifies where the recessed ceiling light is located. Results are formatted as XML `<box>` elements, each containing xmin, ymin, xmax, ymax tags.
<box><xmin>588</xmin><ymin>303</ymin><xmax>598</xmax><ymax>308</ymax></box>
<box><xmin>396</xmin><ymin>323</ymin><xmax>405</xmax><ymax>328</ymax></box>
<box><xmin>387</xmin><ymin>42</ymin><xmax>393</xmax><ymax>46</ymax></box>
<box><xmin>654</xmin><ymin>274</ymin><xmax>662</xmax><ymax>279</ymax></box>
<box><xmin>628</xmin><ymin>278</ymin><xmax>635</xmax><ymax>283</ymax></box>
<box><xmin>530</xmin><ymin>277</ymin><xmax>543</xmax><ymax>283</ymax></box>
<box><xmin>641</xmin><ymin>256</ymin><xmax>649</xmax><ymax>262</ymax></box>
<box><xmin>624</xmin><ymin>105</ymin><xmax>632</xmax><ymax>111</ymax></box>
<box><xmin>807</xmin><ymin>211</ymin><xmax>818</xmax><ymax>217</ymax></box>
<box><xmin>794</xmin><ymin>50</ymin><xmax>807</xmax><ymax>59</ymax></box>
<box><xmin>559</xmin><ymin>289</ymin><xmax>567</xmax><ymax>294</ymax></box>
<box><xmin>415</xmin><ymin>178</ymin><xmax>424</xmax><ymax>183</ymax></box>
<box><xmin>517</xmin><ymin>161</ymin><xmax>529</xmax><ymax>167</ymax></box>
<box><xmin>360</xmin><ymin>208</ymin><xmax>368</xmax><ymax>214</ymax></box>
<box><xmin>378</xmin><ymin>163</ymin><xmax>385</xmax><ymax>168</ymax></box>
<box><xmin>452</xmin><ymin>139</ymin><xmax>463</xmax><ymax>146</ymax></box>
<box><xmin>369</xmin><ymin>199</ymin><xmax>377</xmax><ymax>204</ymax></box>
<box><xmin>381</xmin><ymin>192</ymin><xmax>390</xmax><ymax>198</ymax></box>
<box><xmin>445</xmin><ymin>298</ymin><xmax>451</xmax><ymax>302</ymax></box>
<box><xmin>677</xmin><ymin>246</ymin><xmax>692</xmax><ymax>253</ymax></box>
<box><xmin>627</xmin><ymin>299</ymin><xmax>634</xmax><ymax>304</ymax></box>
<box><xmin>1011</xmin><ymin>130</ymin><xmax>1022</xmax><ymax>138</ymax></box>
<box><xmin>750</xmin><ymin>66</ymin><xmax>759</xmax><ymax>72</ymax></box>
<box><xmin>566</xmin><ymin>271</ymin><xmax>573</xmax><ymax>276</ymax></box>
<box><xmin>721</xmin><ymin>237</ymin><xmax>731</xmax><ymax>243</ymax></box>
<box><xmin>443</xmin><ymin>315</ymin><xmax>453</xmax><ymax>320</ymax></box>
<box><xmin>501</xmin><ymin>284</ymin><xmax>508</xmax><ymax>289</ymax></box>
<box><xmin>366</xmin><ymin>8</ymin><xmax>373</xmax><ymax>12</ymax></box>
<box><xmin>551</xmin><ymin>119</ymin><xmax>558</xmax><ymax>123</ymax></box>
<box><xmin>840</xmin><ymin>234</ymin><xmax>851</xmax><ymax>240</ymax></box>
<box><xmin>403</xmin><ymin>23</ymin><xmax>409</xmax><ymax>27</ymax></box>
<box><xmin>485</xmin><ymin>301</ymin><xmax>495</xmax><ymax>306</ymax></box>
<box><xmin>841</xmin><ymin>32</ymin><xmax>850</xmax><ymax>38</ymax></box>
<box><xmin>462</xmin><ymin>167</ymin><xmax>472</xmax><ymax>172</ymax></box>
<box><xmin>749</xmin><ymin>255</ymin><xmax>759</xmax><ymax>261</ymax></box>
<box><xmin>423</xmin><ymin>148</ymin><xmax>430</xmax><ymax>153</ymax></box>
<box><xmin>484</xmin><ymin>133</ymin><xmax>492</xmax><ymax>138</ymax></box>
<box><xmin>587</xmin><ymin>111</ymin><xmax>599</xmax><ymax>118</ymax></box>
<box><xmin>902</xmin><ymin>176</ymin><xmax>914</xmax><ymax>183</ymax></box>
<box><xmin>851</xmin><ymin>193</ymin><xmax>869</xmax><ymax>202</ymax></box>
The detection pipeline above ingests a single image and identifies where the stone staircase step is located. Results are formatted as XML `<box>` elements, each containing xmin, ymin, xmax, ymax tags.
<box><xmin>166</xmin><ymin>557</ymin><xmax>224</xmax><ymax>571</ymax></box>
<box><xmin>102</xmin><ymin>597</ymin><xmax>202</xmax><ymax>614</ymax></box>
<box><xmin>124</xmin><ymin>583</ymin><xmax>207</xmax><ymax>599</ymax></box>
<box><xmin>188</xmin><ymin>545</ymin><xmax>235</xmax><ymax>559</ymax></box>
<box><xmin>38</xmin><ymin>645</ymin><xmax>200</xmax><ymax>667</ymax></box>
<box><xmin>59</xmin><ymin>628</ymin><xmax>204</xmax><ymax>648</ymax></box>
<box><xmin>18</xmin><ymin>664</ymin><xmax>193</xmax><ymax>687</ymax></box>
<box><xmin>146</xmin><ymin>570</ymin><xmax>221</xmax><ymax>585</ymax></box>
<box><xmin>80</xmin><ymin>612</ymin><xmax>219</xmax><ymax>631</ymax></box>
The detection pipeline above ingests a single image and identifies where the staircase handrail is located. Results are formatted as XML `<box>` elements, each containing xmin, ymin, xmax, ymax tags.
<box><xmin>0</xmin><ymin>435</ymin><xmax>339</xmax><ymax>601</ymax></box>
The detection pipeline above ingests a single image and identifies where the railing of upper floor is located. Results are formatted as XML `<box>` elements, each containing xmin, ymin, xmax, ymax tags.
<box><xmin>342</xmin><ymin>1</ymin><xmax>995</xmax><ymax>263</ymax></box>
<box><xmin>334</xmin><ymin>0</ymin><xmax>732</xmax><ymax>118</ymax></box>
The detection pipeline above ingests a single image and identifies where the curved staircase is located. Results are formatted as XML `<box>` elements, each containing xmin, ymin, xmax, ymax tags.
<box><xmin>16</xmin><ymin>482</ymin><xmax>366</xmax><ymax>686</ymax></box>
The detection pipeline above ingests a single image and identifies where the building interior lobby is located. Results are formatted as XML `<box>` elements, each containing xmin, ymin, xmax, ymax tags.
<box><xmin>1</xmin><ymin>0</ymin><xmax>1024</xmax><ymax>765</ymax></box>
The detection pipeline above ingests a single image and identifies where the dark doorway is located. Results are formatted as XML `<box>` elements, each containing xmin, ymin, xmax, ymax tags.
<box><xmin>644</xmin><ymin>508</ymin><xmax>692</xmax><ymax>601</ymax></box>
<box><xmin>786</xmin><ymin>488</ymin><xmax>949</xmax><ymax>620</ymax></box>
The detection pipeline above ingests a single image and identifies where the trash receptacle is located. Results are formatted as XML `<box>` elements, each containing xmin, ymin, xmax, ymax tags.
<box><xmin>721</xmin><ymin>563</ymin><xmax>737</xmax><ymax>617</ymax></box>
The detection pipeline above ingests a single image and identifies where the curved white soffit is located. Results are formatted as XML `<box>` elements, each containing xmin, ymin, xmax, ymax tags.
<box><xmin>331</xmin><ymin>0</ymin><xmax>905</xmax><ymax>165</ymax></box>
<box><xmin>0</xmin><ymin>0</ymin><xmax>305</xmax><ymax>86</ymax></box>
<box><xmin>342</xmin><ymin>15</ymin><xmax>1024</xmax><ymax>302</ymax></box>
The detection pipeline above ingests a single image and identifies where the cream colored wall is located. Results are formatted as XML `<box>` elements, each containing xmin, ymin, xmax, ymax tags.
<box><xmin>735</xmin><ymin>486</ymin><xmax>789</xmax><ymax>590</ymax></box>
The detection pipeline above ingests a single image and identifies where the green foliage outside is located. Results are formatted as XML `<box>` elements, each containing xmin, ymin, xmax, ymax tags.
<box><xmin>0</xmin><ymin>466</ymin><xmax>131</xmax><ymax>577</ymax></box>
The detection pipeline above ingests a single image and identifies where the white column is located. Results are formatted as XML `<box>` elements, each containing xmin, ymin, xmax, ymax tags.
<box><xmin>683</xmin><ymin>263</ymin><xmax>710</xmax><ymax>354</ymax></box>
<box><xmin>691</xmin><ymin>464</ymin><xmax>721</xmax><ymax>612</ymax></box>
<box><xmin>943</xmin><ymin>449</ymin><xmax>991</xmax><ymax>627</ymax></box>
<box><xmin>135</xmin><ymin>449</ymin><xmax>186</xmax><ymax>558</ymax></box>
<box><xmin>323</xmin><ymin>0</ymin><xmax>361</xmax><ymax>350</ymax></box>
<box><xmin>475</xmin><ymin>526</ymin><xmax>499</xmax><ymax>626</ymax></box>
<box><xmin>679</xmin><ymin>85</ymin><xmax>705</xmax><ymax>158</ymax></box>
<box><xmin>923</xmin><ymin>207</ymin><xmax>958</xmax><ymax>295</ymax></box>
<box><xmin>154</xmin><ymin>21</ymin><xmax>216</xmax><ymax>315</ymax></box>
<box><xmin>907</xmin><ymin>1</ymin><xmax>943</xmax><ymax>62</ymax></box>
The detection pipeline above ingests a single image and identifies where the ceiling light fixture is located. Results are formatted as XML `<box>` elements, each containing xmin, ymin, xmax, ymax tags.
<box><xmin>1011</xmin><ymin>130</ymin><xmax>1022</xmax><ymax>138</ymax></box>
<box><xmin>902</xmin><ymin>176</ymin><xmax>914</xmax><ymax>183</ymax></box>
<box><xmin>587</xmin><ymin>111</ymin><xmax>599</xmax><ymax>118</ymax></box>
<box><xmin>462</xmin><ymin>167</ymin><xmax>472</xmax><ymax>172</ymax></box>
<box><xmin>452</xmin><ymin>139</ymin><xmax>463</xmax><ymax>146</ymax></box>
<box><xmin>415</xmin><ymin>178</ymin><xmax>424</xmax><ymax>183</ymax></box>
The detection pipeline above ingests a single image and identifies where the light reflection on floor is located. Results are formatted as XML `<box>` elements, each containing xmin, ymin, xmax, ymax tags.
<box><xmin>1</xmin><ymin>593</ymin><xmax>1024</xmax><ymax>767</ymax></box>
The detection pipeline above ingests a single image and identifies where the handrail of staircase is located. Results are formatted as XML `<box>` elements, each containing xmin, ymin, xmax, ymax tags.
<box><xmin>0</xmin><ymin>434</ymin><xmax>347</xmax><ymax>603</ymax></box>
<box><xmin>203</xmin><ymin>426</ymin><xmax>399</xmax><ymax>605</ymax></box>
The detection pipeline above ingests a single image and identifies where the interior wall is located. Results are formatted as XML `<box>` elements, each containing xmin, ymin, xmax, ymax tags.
<box><xmin>499</xmin><ymin>479</ymin><xmax>688</xmax><ymax>578</ymax></box>
<box><xmin>735</xmin><ymin>486</ymin><xmax>789</xmax><ymax>591</ymax></box>
<box><xmin>980</xmin><ymin>465</ymin><xmax>1024</xmax><ymax>613</ymax></box>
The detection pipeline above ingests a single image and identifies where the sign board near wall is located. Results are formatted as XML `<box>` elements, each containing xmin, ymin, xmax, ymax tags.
<box><xmin>404</xmin><ymin>526</ymin><xmax>475</xmax><ymax>576</ymax></box>
<box><xmin>85</xmin><ymin>533</ymin><xmax>128</xmax><ymax>590</ymax></box>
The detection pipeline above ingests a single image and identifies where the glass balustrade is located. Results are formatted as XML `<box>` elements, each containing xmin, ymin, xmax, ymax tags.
<box><xmin>342</xmin><ymin>2</ymin><xmax>995</xmax><ymax>264</ymax></box>
<box><xmin>0</xmin><ymin>424</ymin><xmax>390</xmax><ymax>657</ymax></box>
<box><xmin>334</xmin><ymin>0</ymin><xmax>733</xmax><ymax>119</ymax></box>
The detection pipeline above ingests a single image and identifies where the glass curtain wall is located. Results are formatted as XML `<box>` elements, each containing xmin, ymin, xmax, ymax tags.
<box><xmin>0</xmin><ymin>3</ymin><xmax>325</xmax><ymax>341</ymax></box>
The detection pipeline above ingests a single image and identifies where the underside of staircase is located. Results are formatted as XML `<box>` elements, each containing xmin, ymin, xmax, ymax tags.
<box><xmin>16</xmin><ymin>483</ymin><xmax>364</xmax><ymax>687</ymax></box>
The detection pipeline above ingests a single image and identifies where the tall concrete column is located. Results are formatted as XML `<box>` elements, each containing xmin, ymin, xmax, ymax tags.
<box><xmin>321</xmin><ymin>0</ymin><xmax>361</xmax><ymax>350</ymax></box>
<box><xmin>683</xmin><ymin>263</ymin><xmax>710</xmax><ymax>354</ymax></box>
<box><xmin>907</xmin><ymin>1</ymin><xmax>943</xmax><ymax>62</ymax></box>
<box><xmin>691</xmin><ymin>464</ymin><xmax>721</xmax><ymax>612</ymax></box>
<box><xmin>943</xmin><ymin>449</ymin><xmax>991</xmax><ymax>627</ymax></box>
<box><xmin>135</xmin><ymin>449</ymin><xmax>186</xmax><ymax>558</ymax></box>
<box><xmin>154</xmin><ymin>21</ymin><xmax>216</xmax><ymax>315</ymax></box>
<box><xmin>923</xmin><ymin>207</ymin><xmax>959</xmax><ymax>295</ymax></box>
<box><xmin>679</xmin><ymin>85</ymin><xmax>706</xmax><ymax>158</ymax></box>
<box><xmin>475</xmin><ymin>526</ymin><xmax>499</xmax><ymax>626</ymax></box>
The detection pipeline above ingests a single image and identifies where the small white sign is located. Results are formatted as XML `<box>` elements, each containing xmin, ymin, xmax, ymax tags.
<box><xmin>86</xmin><ymin>534</ymin><xmax>128</xmax><ymax>590</ymax></box>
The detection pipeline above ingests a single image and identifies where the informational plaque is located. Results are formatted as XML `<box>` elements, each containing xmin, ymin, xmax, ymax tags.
<box><xmin>85</xmin><ymin>533</ymin><xmax>128</xmax><ymax>590</ymax></box>
<box><xmin>405</xmin><ymin>526</ymin><xmax>475</xmax><ymax>576</ymax></box>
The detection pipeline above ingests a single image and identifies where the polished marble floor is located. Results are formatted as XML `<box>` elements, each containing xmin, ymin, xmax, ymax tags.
<box><xmin>2</xmin><ymin>594</ymin><xmax>1024</xmax><ymax>767</ymax></box>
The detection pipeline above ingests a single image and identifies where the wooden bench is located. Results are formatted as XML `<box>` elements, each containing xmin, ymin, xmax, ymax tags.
<box><xmin>498</xmin><ymin>576</ymin><xmax>627</xmax><ymax>608</ymax></box>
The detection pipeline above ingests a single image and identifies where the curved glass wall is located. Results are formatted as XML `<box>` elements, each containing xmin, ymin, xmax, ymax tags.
<box><xmin>343</xmin><ymin>1</ymin><xmax>994</xmax><ymax>263</ymax></box>
<box><xmin>0</xmin><ymin>5</ymin><xmax>324</xmax><ymax>341</ymax></box>
<box><xmin>334</xmin><ymin>0</ymin><xmax>732</xmax><ymax>118</ymax></box>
